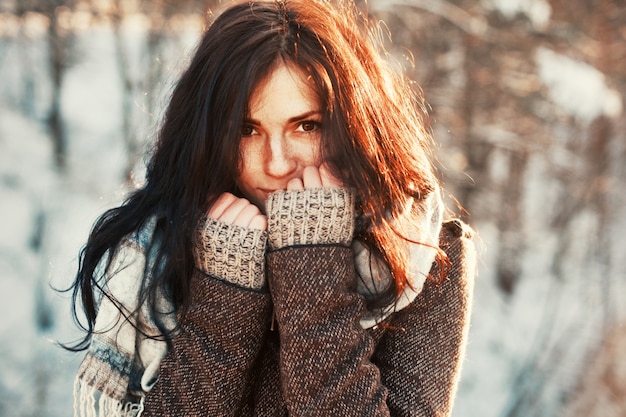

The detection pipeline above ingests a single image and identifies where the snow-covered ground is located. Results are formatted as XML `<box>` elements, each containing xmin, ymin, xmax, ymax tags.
<box><xmin>1</xmin><ymin>11</ymin><xmax>624</xmax><ymax>417</ymax></box>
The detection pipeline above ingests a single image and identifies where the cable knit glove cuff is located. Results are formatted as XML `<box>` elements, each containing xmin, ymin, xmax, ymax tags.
<box><xmin>193</xmin><ymin>216</ymin><xmax>268</xmax><ymax>290</ymax></box>
<box><xmin>266</xmin><ymin>187</ymin><xmax>355</xmax><ymax>250</ymax></box>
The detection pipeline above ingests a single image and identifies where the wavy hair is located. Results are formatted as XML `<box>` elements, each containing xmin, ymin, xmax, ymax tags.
<box><xmin>69</xmin><ymin>0</ymin><xmax>440</xmax><ymax>349</ymax></box>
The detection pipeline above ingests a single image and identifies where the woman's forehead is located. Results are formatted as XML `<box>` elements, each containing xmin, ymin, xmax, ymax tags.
<box><xmin>248</xmin><ymin>63</ymin><xmax>320</xmax><ymax>113</ymax></box>
<box><xmin>248</xmin><ymin>63</ymin><xmax>322</xmax><ymax>118</ymax></box>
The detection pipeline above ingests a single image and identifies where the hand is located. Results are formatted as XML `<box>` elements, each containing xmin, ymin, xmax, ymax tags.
<box><xmin>286</xmin><ymin>164</ymin><xmax>343</xmax><ymax>190</ymax></box>
<box><xmin>208</xmin><ymin>193</ymin><xmax>267</xmax><ymax>230</ymax></box>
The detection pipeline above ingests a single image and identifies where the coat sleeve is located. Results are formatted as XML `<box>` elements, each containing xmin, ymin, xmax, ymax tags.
<box><xmin>143</xmin><ymin>218</ymin><xmax>272</xmax><ymax>416</ymax></box>
<box><xmin>265</xmin><ymin>188</ymin><xmax>391</xmax><ymax>416</ymax></box>
<box><xmin>373</xmin><ymin>219</ymin><xmax>476</xmax><ymax>417</ymax></box>
<box><xmin>265</xmin><ymin>188</ymin><xmax>476</xmax><ymax>417</ymax></box>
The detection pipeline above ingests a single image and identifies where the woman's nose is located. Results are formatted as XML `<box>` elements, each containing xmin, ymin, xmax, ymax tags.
<box><xmin>265</xmin><ymin>135</ymin><xmax>297</xmax><ymax>178</ymax></box>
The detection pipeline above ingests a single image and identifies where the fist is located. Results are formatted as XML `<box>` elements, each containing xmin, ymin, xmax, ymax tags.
<box><xmin>286</xmin><ymin>164</ymin><xmax>343</xmax><ymax>190</ymax></box>
<box><xmin>208</xmin><ymin>193</ymin><xmax>267</xmax><ymax>230</ymax></box>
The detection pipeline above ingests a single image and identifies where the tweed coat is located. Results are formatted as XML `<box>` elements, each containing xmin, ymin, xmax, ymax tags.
<box><xmin>75</xmin><ymin>187</ymin><xmax>476</xmax><ymax>417</ymax></box>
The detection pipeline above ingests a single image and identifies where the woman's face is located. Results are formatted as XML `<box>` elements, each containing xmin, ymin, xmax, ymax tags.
<box><xmin>237</xmin><ymin>62</ymin><xmax>323</xmax><ymax>209</ymax></box>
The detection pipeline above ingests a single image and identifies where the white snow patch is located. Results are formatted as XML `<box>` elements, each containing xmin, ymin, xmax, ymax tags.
<box><xmin>484</xmin><ymin>0</ymin><xmax>552</xmax><ymax>29</ymax></box>
<box><xmin>536</xmin><ymin>47</ymin><xmax>623</xmax><ymax>122</ymax></box>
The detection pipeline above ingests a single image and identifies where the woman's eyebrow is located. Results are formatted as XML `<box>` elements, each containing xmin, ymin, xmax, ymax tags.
<box><xmin>243</xmin><ymin>110</ymin><xmax>323</xmax><ymax>126</ymax></box>
<box><xmin>287</xmin><ymin>110</ymin><xmax>323</xmax><ymax>124</ymax></box>
<box><xmin>242</xmin><ymin>117</ymin><xmax>261</xmax><ymax>126</ymax></box>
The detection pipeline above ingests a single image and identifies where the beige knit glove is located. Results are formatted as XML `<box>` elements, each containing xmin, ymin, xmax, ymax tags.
<box><xmin>266</xmin><ymin>187</ymin><xmax>355</xmax><ymax>250</ymax></box>
<box><xmin>193</xmin><ymin>216</ymin><xmax>267</xmax><ymax>290</ymax></box>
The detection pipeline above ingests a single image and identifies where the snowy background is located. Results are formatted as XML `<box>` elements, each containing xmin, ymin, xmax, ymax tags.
<box><xmin>1</xmin><ymin>0</ymin><xmax>625</xmax><ymax>416</ymax></box>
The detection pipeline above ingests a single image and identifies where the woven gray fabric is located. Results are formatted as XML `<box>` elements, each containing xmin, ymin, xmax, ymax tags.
<box><xmin>267</xmin><ymin>245</ymin><xmax>389</xmax><ymax>415</ymax></box>
<box><xmin>142</xmin><ymin>220</ymin><xmax>475</xmax><ymax>416</ymax></box>
<box><xmin>143</xmin><ymin>270</ymin><xmax>273</xmax><ymax>415</ymax></box>
<box><xmin>266</xmin><ymin>187</ymin><xmax>355</xmax><ymax>249</ymax></box>
<box><xmin>193</xmin><ymin>216</ymin><xmax>268</xmax><ymax>289</ymax></box>
<box><xmin>372</xmin><ymin>219</ymin><xmax>475</xmax><ymax>416</ymax></box>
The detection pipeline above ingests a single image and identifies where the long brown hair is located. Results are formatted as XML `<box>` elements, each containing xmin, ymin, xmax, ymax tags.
<box><xmin>69</xmin><ymin>0</ymin><xmax>440</xmax><ymax>348</ymax></box>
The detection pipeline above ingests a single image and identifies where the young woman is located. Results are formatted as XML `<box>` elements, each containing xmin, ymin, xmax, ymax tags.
<box><xmin>71</xmin><ymin>0</ymin><xmax>476</xmax><ymax>416</ymax></box>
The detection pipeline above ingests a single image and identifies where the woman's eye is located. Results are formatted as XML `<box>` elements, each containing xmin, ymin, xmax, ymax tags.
<box><xmin>241</xmin><ymin>125</ymin><xmax>257</xmax><ymax>137</ymax></box>
<box><xmin>297</xmin><ymin>121</ymin><xmax>321</xmax><ymax>133</ymax></box>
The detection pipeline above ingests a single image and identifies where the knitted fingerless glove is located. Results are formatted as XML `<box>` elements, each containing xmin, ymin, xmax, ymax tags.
<box><xmin>193</xmin><ymin>216</ymin><xmax>268</xmax><ymax>290</ymax></box>
<box><xmin>266</xmin><ymin>187</ymin><xmax>355</xmax><ymax>250</ymax></box>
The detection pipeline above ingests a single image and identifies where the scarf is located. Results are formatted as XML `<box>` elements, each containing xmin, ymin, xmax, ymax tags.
<box><xmin>74</xmin><ymin>217</ymin><xmax>175</xmax><ymax>416</ymax></box>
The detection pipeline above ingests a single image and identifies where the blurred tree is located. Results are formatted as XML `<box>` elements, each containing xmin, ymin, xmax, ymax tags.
<box><xmin>14</xmin><ymin>0</ymin><xmax>77</xmax><ymax>170</ymax></box>
<box><xmin>92</xmin><ymin>0</ymin><xmax>219</xmax><ymax>180</ymax></box>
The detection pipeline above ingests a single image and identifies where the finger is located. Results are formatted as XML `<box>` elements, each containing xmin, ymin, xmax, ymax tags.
<box><xmin>216</xmin><ymin>197</ymin><xmax>250</xmax><ymax>224</ymax></box>
<box><xmin>319</xmin><ymin>163</ymin><xmax>343</xmax><ymax>188</ymax></box>
<box><xmin>248</xmin><ymin>214</ymin><xmax>268</xmax><ymax>231</ymax></box>
<box><xmin>302</xmin><ymin>166</ymin><xmax>323</xmax><ymax>189</ymax></box>
<box><xmin>287</xmin><ymin>177</ymin><xmax>304</xmax><ymax>190</ymax></box>
<box><xmin>232</xmin><ymin>203</ymin><xmax>263</xmax><ymax>228</ymax></box>
<box><xmin>207</xmin><ymin>193</ymin><xmax>237</xmax><ymax>219</ymax></box>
